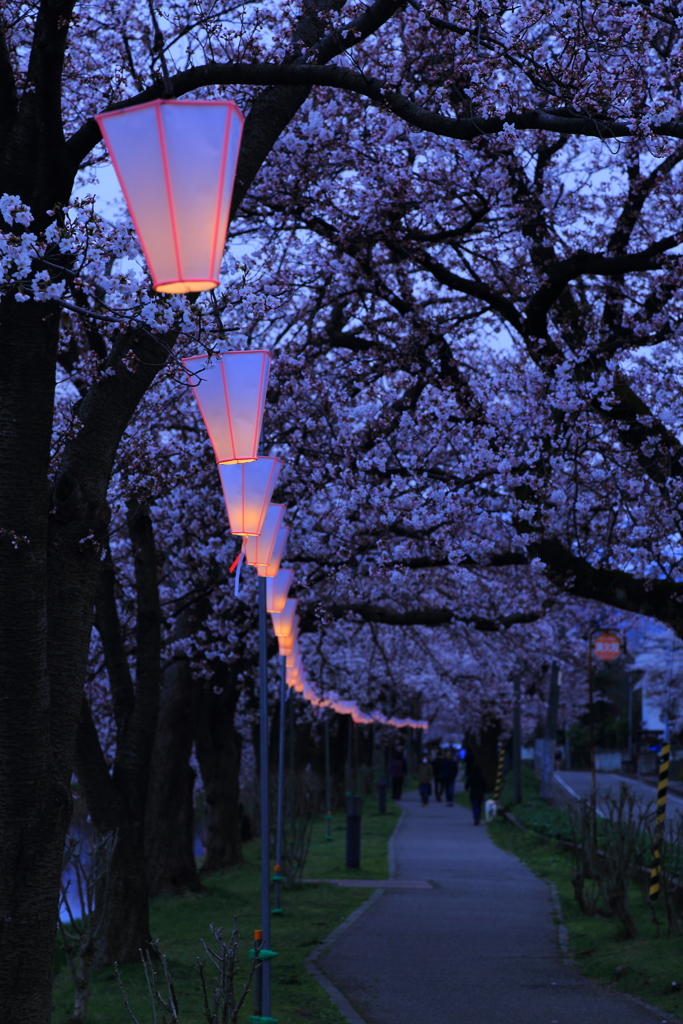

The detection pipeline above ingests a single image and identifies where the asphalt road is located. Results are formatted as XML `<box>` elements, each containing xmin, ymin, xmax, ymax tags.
<box><xmin>556</xmin><ymin>769</ymin><xmax>683</xmax><ymax>819</ymax></box>
<box><xmin>316</xmin><ymin>789</ymin><xmax>670</xmax><ymax>1024</ymax></box>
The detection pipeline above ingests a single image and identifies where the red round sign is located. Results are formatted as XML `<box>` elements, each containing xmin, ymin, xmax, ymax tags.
<box><xmin>593</xmin><ymin>632</ymin><xmax>621</xmax><ymax>661</ymax></box>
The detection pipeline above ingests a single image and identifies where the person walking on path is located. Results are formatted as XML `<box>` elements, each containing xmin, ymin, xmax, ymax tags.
<box><xmin>441</xmin><ymin>749</ymin><xmax>459</xmax><ymax>806</ymax></box>
<box><xmin>465</xmin><ymin>760</ymin><xmax>487</xmax><ymax>824</ymax></box>
<box><xmin>417</xmin><ymin>755</ymin><xmax>433</xmax><ymax>806</ymax></box>
<box><xmin>432</xmin><ymin>749</ymin><xmax>445</xmax><ymax>801</ymax></box>
<box><xmin>390</xmin><ymin>751</ymin><xmax>407</xmax><ymax>801</ymax></box>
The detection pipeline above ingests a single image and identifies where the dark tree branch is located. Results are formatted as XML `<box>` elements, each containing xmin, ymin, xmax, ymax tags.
<box><xmin>0</xmin><ymin>19</ymin><xmax>17</xmax><ymax>144</ymax></box>
<box><xmin>94</xmin><ymin>545</ymin><xmax>135</xmax><ymax>736</ymax></box>
<box><xmin>126</xmin><ymin>501</ymin><xmax>162</xmax><ymax>771</ymax></box>
<box><xmin>532</xmin><ymin>536</ymin><xmax>683</xmax><ymax>636</ymax></box>
<box><xmin>64</xmin><ymin>63</ymin><xmax>683</xmax><ymax>177</ymax></box>
<box><xmin>74</xmin><ymin>694</ymin><xmax>119</xmax><ymax>833</ymax></box>
<box><xmin>322</xmin><ymin>601</ymin><xmax>545</xmax><ymax>630</ymax></box>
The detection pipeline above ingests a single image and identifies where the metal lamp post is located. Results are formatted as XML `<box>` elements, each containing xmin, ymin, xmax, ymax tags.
<box><xmin>273</xmin><ymin>654</ymin><xmax>287</xmax><ymax>915</ymax></box>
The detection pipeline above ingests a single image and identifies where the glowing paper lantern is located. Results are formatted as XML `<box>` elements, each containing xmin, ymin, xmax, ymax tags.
<box><xmin>285</xmin><ymin>642</ymin><xmax>299</xmax><ymax>669</ymax></box>
<box><xmin>219</xmin><ymin>458</ymin><xmax>281</xmax><ymax>536</ymax></box>
<box><xmin>278</xmin><ymin>618</ymin><xmax>299</xmax><ymax>656</ymax></box>
<box><xmin>95</xmin><ymin>99</ymin><xmax>244</xmax><ymax>293</ymax></box>
<box><xmin>271</xmin><ymin>598</ymin><xmax>297</xmax><ymax>638</ymax></box>
<box><xmin>257</xmin><ymin>525</ymin><xmax>289</xmax><ymax>579</ymax></box>
<box><xmin>244</xmin><ymin>504</ymin><xmax>286</xmax><ymax>570</ymax></box>
<box><xmin>182</xmin><ymin>351</ymin><xmax>271</xmax><ymax>464</ymax></box>
<box><xmin>267</xmin><ymin>568</ymin><xmax>293</xmax><ymax>614</ymax></box>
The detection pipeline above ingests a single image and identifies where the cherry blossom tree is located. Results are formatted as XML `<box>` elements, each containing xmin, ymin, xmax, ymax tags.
<box><xmin>5</xmin><ymin>0</ymin><xmax>683</xmax><ymax>1019</ymax></box>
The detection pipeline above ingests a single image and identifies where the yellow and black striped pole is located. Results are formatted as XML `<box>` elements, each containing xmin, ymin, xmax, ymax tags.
<box><xmin>493</xmin><ymin>745</ymin><xmax>505</xmax><ymax>803</ymax></box>
<box><xmin>649</xmin><ymin>741</ymin><xmax>670</xmax><ymax>901</ymax></box>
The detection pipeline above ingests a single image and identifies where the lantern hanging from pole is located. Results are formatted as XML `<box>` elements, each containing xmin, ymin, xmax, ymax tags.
<box><xmin>257</xmin><ymin>524</ymin><xmax>289</xmax><ymax>578</ymax></box>
<box><xmin>278</xmin><ymin>618</ymin><xmax>299</xmax><ymax>657</ymax></box>
<box><xmin>267</xmin><ymin>568</ymin><xmax>293</xmax><ymax>614</ymax></box>
<box><xmin>244</xmin><ymin>504</ymin><xmax>286</xmax><ymax>570</ymax></box>
<box><xmin>285</xmin><ymin>641</ymin><xmax>299</xmax><ymax>669</ymax></box>
<box><xmin>271</xmin><ymin>598</ymin><xmax>297</xmax><ymax>638</ymax></box>
<box><xmin>219</xmin><ymin>457</ymin><xmax>281</xmax><ymax>536</ymax></box>
<box><xmin>286</xmin><ymin>665</ymin><xmax>300</xmax><ymax>688</ymax></box>
<box><xmin>95</xmin><ymin>99</ymin><xmax>244</xmax><ymax>293</ymax></box>
<box><xmin>182</xmin><ymin>351</ymin><xmax>271</xmax><ymax>464</ymax></box>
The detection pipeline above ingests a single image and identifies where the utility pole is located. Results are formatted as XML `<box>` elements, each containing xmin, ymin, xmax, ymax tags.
<box><xmin>513</xmin><ymin>673</ymin><xmax>522</xmax><ymax>805</ymax></box>
<box><xmin>540</xmin><ymin>662</ymin><xmax>561</xmax><ymax>801</ymax></box>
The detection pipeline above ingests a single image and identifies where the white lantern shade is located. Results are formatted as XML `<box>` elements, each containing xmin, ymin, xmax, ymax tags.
<box><xmin>267</xmin><ymin>568</ymin><xmax>293</xmax><ymax>614</ymax></box>
<box><xmin>286</xmin><ymin>665</ymin><xmax>300</xmax><ymax>688</ymax></box>
<box><xmin>219</xmin><ymin>458</ymin><xmax>281</xmax><ymax>536</ymax></box>
<box><xmin>285</xmin><ymin>640</ymin><xmax>299</xmax><ymax>669</ymax></box>
<box><xmin>244</xmin><ymin>504</ymin><xmax>286</xmax><ymax>569</ymax></box>
<box><xmin>271</xmin><ymin>598</ymin><xmax>297</xmax><ymax>638</ymax></box>
<box><xmin>257</xmin><ymin>524</ymin><xmax>289</xmax><ymax>578</ymax></box>
<box><xmin>278</xmin><ymin>618</ymin><xmax>299</xmax><ymax>656</ymax></box>
<box><xmin>182</xmin><ymin>351</ymin><xmax>271</xmax><ymax>464</ymax></box>
<box><xmin>95</xmin><ymin>99</ymin><xmax>243</xmax><ymax>293</ymax></box>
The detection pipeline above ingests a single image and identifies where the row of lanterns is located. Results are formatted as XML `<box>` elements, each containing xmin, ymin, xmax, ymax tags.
<box><xmin>96</xmin><ymin>92</ymin><xmax>426</xmax><ymax>1023</ymax></box>
<box><xmin>182</xmin><ymin>347</ymin><xmax>429</xmax><ymax>725</ymax></box>
<box><xmin>95</xmin><ymin>94</ymin><xmax>429</xmax><ymax>721</ymax></box>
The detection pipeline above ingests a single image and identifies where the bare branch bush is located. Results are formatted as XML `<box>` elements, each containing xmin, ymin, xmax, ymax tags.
<box><xmin>279</xmin><ymin>770</ymin><xmax>322</xmax><ymax>887</ymax></box>
<box><xmin>569</xmin><ymin>785</ymin><xmax>650</xmax><ymax>939</ymax></box>
<box><xmin>651</xmin><ymin>812</ymin><xmax>683</xmax><ymax>937</ymax></box>
<box><xmin>115</xmin><ymin>923</ymin><xmax>258</xmax><ymax>1024</ymax></box>
<box><xmin>59</xmin><ymin>829</ymin><xmax>118</xmax><ymax>1024</ymax></box>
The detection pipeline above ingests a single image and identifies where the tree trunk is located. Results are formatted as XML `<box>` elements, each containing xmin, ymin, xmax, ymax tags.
<box><xmin>145</xmin><ymin>658</ymin><xmax>202</xmax><ymax>895</ymax></box>
<box><xmin>195</xmin><ymin>666</ymin><xmax>243</xmax><ymax>873</ymax></box>
<box><xmin>74</xmin><ymin>697</ymin><xmax>152</xmax><ymax>964</ymax></box>
<box><xmin>0</xmin><ymin>299</ymin><xmax>83</xmax><ymax>1023</ymax></box>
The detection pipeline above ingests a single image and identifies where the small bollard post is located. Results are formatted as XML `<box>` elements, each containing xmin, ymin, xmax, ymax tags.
<box><xmin>272</xmin><ymin>863</ymin><xmax>284</xmax><ymax>915</ymax></box>
<box><xmin>249</xmin><ymin>930</ymin><xmax>279</xmax><ymax>1024</ymax></box>
<box><xmin>252</xmin><ymin>929</ymin><xmax>263</xmax><ymax>1019</ymax></box>
<box><xmin>378</xmin><ymin>776</ymin><xmax>387</xmax><ymax>814</ymax></box>
<box><xmin>345</xmin><ymin>794</ymin><xmax>362</xmax><ymax>869</ymax></box>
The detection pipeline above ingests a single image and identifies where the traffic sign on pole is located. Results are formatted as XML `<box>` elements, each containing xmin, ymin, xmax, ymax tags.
<box><xmin>593</xmin><ymin>632</ymin><xmax>621</xmax><ymax>661</ymax></box>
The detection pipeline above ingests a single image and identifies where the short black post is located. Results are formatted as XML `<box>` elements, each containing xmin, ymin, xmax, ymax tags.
<box><xmin>324</xmin><ymin>713</ymin><xmax>333</xmax><ymax>840</ymax></box>
<box><xmin>378</xmin><ymin>777</ymin><xmax>387</xmax><ymax>814</ymax></box>
<box><xmin>345</xmin><ymin>794</ymin><xmax>362</xmax><ymax>868</ymax></box>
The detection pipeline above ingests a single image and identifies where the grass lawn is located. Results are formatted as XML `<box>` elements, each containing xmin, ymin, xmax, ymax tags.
<box><xmin>52</xmin><ymin>800</ymin><xmax>400</xmax><ymax>1024</ymax></box>
<box><xmin>485</xmin><ymin>769</ymin><xmax>683</xmax><ymax>1020</ymax></box>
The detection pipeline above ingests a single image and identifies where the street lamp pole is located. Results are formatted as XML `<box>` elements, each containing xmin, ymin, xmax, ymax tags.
<box><xmin>324</xmin><ymin>713</ymin><xmax>332</xmax><ymax>840</ymax></box>
<box><xmin>258</xmin><ymin>576</ymin><xmax>272</xmax><ymax>1018</ymax></box>
<box><xmin>273</xmin><ymin>654</ymin><xmax>286</xmax><ymax>913</ymax></box>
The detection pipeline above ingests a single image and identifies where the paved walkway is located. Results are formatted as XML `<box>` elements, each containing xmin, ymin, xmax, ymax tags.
<box><xmin>315</xmin><ymin>790</ymin><xmax>672</xmax><ymax>1024</ymax></box>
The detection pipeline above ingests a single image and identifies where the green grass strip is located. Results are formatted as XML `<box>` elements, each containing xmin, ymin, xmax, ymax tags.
<box><xmin>52</xmin><ymin>801</ymin><xmax>399</xmax><ymax>1024</ymax></box>
<box><xmin>487</xmin><ymin>770</ymin><xmax>683</xmax><ymax>1020</ymax></box>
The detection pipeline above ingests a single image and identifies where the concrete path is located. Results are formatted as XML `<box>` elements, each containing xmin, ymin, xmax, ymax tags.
<box><xmin>315</xmin><ymin>790</ymin><xmax>672</xmax><ymax>1024</ymax></box>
